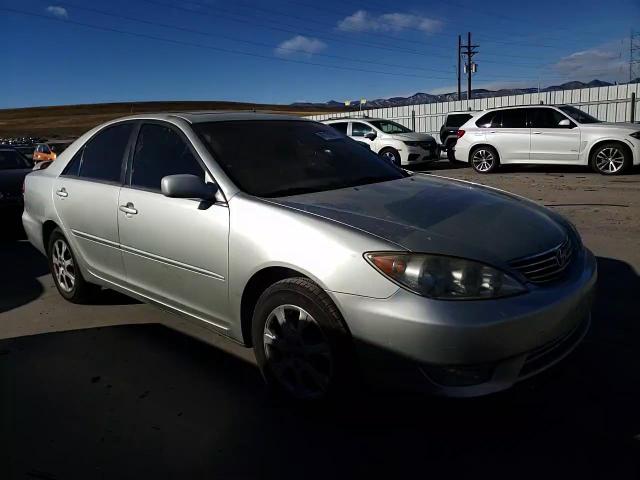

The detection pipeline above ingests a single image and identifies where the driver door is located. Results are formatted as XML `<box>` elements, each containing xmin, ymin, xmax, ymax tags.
<box><xmin>350</xmin><ymin>122</ymin><xmax>377</xmax><ymax>151</ymax></box>
<box><xmin>117</xmin><ymin>122</ymin><xmax>230</xmax><ymax>330</ymax></box>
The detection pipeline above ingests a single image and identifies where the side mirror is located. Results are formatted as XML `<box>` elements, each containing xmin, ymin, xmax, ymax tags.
<box><xmin>364</xmin><ymin>131</ymin><xmax>377</xmax><ymax>140</ymax></box>
<box><xmin>558</xmin><ymin>119</ymin><xmax>573</xmax><ymax>128</ymax></box>
<box><xmin>161</xmin><ymin>174</ymin><xmax>218</xmax><ymax>200</ymax></box>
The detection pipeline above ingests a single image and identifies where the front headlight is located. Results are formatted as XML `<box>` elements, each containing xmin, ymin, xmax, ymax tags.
<box><xmin>630</xmin><ymin>131</ymin><xmax>640</xmax><ymax>140</ymax></box>
<box><xmin>365</xmin><ymin>252</ymin><xmax>526</xmax><ymax>300</ymax></box>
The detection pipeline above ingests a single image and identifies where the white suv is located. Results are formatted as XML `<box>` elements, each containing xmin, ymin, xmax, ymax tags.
<box><xmin>323</xmin><ymin>117</ymin><xmax>438</xmax><ymax>166</ymax></box>
<box><xmin>454</xmin><ymin>105</ymin><xmax>640</xmax><ymax>175</ymax></box>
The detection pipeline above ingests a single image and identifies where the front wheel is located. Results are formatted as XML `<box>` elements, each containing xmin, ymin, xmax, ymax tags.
<box><xmin>470</xmin><ymin>146</ymin><xmax>500</xmax><ymax>173</ymax></box>
<box><xmin>590</xmin><ymin>142</ymin><xmax>630</xmax><ymax>175</ymax></box>
<box><xmin>379</xmin><ymin>147</ymin><xmax>401</xmax><ymax>166</ymax></box>
<box><xmin>251</xmin><ymin>278</ymin><xmax>354</xmax><ymax>402</ymax></box>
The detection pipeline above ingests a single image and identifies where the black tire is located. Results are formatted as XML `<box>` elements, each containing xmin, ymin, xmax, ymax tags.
<box><xmin>379</xmin><ymin>147</ymin><xmax>401</xmax><ymax>166</ymax></box>
<box><xmin>589</xmin><ymin>142</ymin><xmax>631</xmax><ymax>175</ymax></box>
<box><xmin>47</xmin><ymin>228</ymin><xmax>99</xmax><ymax>303</ymax></box>
<box><xmin>470</xmin><ymin>145</ymin><xmax>500</xmax><ymax>174</ymax></box>
<box><xmin>251</xmin><ymin>277</ymin><xmax>354</xmax><ymax>402</ymax></box>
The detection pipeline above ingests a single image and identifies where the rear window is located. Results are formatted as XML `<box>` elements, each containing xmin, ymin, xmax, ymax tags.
<box><xmin>445</xmin><ymin>114</ymin><xmax>472</xmax><ymax>128</ymax></box>
<box><xmin>328</xmin><ymin>122</ymin><xmax>348</xmax><ymax>134</ymax></box>
<box><xmin>0</xmin><ymin>150</ymin><xmax>29</xmax><ymax>169</ymax></box>
<box><xmin>78</xmin><ymin>123</ymin><xmax>133</xmax><ymax>183</ymax></box>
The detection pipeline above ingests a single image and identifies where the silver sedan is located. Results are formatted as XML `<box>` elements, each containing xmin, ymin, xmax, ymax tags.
<box><xmin>22</xmin><ymin>112</ymin><xmax>597</xmax><ymax>400</ymax></box>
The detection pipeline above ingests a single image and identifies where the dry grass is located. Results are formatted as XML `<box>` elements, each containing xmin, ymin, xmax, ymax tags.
<box><xmin>0</xmin><ymin>101</ymin><xmax>341</xmax><ymax>138</ymax></box>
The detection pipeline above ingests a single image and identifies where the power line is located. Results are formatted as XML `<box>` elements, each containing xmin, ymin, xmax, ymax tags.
<box><xmin>1</xmin><ymin>7</ymin><xmax>457</xmax><ymax>81</ymax></box>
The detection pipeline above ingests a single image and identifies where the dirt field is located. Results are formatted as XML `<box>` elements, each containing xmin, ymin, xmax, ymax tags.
<box><xmin>0</xmin><ymin>101</ymin><xmax>340</xmax><ymax>138</ymax></box>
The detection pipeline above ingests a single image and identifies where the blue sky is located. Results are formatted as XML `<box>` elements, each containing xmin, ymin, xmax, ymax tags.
<box><xmin>2</xmin><ymin>0</ymin><xmax>639</xmax><ymax>108</ymax></box>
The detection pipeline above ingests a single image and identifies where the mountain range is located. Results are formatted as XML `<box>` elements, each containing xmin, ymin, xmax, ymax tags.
<box><xmin>292</xmin><ymin>79</ymin><xmax>640</xmax><ymax>109</ymax></box>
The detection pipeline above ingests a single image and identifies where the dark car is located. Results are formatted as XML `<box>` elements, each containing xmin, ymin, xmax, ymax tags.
<box><xmin>0</xmin><ymin>147</ymin><xmax>32</xmax><ymax>229</ymax></box>
<box><xmin>439</xmin><ymin>111</ymin><xmax>474</xmax><ymax>162</ymax></box>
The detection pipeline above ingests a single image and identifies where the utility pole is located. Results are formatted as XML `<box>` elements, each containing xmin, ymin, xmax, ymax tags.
<box><xmin>630</xmin><ymin>29</ymin><xmax>640</xmax><ymax>83</ymax></box>
<box><xmin>461</xmin><ymin>32</ymin><xmax>479</xmax><ymax>102</ymax></box>
<box><xmin>457</xmin><ymin>35</ymin><xmax>462</xmax><ymax>101</ymax></box>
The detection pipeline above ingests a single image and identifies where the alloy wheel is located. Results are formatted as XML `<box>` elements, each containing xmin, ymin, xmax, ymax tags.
<box><xmin>263</xmin><ymin>304</ymin><xmax>333</xmax><ymax>399</ymax></box>
<box><xmin>595</xmin><ymin>147</ymin><xmax>625</xmax><ymax>174</ymax></box>
<box><xmin>52</xmin><ymin>239</ymin><xmax>75</xmax><ymax>293</ymax></box>
<box><xmin>472</xmin><ymin>149</ymin><xmax>495</xmax><ymax>172</ymax></box>
<box><xmin>382</xmin><ymin>150</ymin><xmax>399</xmax><ymax>165</ymax></box>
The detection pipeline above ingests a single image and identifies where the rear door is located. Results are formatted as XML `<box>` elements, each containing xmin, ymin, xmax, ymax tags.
<box><xmin>528</xmin><ymin>108</ymin><xmax>580</xmax><ymax>163</ymax></box>
<box><xmin>117</xmin><ymin>122</ymin><xmax>230</xmax><ymax>328</ymax></box>
<box><xmin>484</xmin><ymin>108</ymin><xmax>530</xmax><ymax>162</ymax></box>
<box><xmin>53</xmin><ymin>122</ymin><xmax>134</xmax><ymax>283</ymax></box>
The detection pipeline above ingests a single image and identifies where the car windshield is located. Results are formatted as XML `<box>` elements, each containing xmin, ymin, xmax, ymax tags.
<box><xmin>0</xmin><ymin>150</ymin><xmax>29</xmax><ymax>169</ymax></box>
<box><xmin>369</xmin><ymin>120</ymin><xmax>412</xmax><ymax>134</ymax></box>
<box><xmin>558</xmin><ymin>105</ymin><xmax>601</xmax><ymax>124</ymax></box>
<box><xmin>195</xmin><ymin>120</ymin><xmax>407</xmax><ymax>197</ymax></box>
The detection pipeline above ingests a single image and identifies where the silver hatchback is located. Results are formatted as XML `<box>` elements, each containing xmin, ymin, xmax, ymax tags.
<box><xmin>23</xmin><ymin>112</ymin><xmax>596</xmax><ymax>400</ymax></box>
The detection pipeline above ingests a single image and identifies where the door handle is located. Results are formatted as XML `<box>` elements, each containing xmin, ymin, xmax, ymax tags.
<box><xmin>56</xmin><ymin>188</ymin><xmax>68</xmax><ymax>198</ymax></box>
<box><xmin>119</xmin><ymin>202</ymin><xmax>138</xmax><ymax>215</ymax></box>
<box><xmin>532</xmin><ymin>131</ymin><xmax>543</xmax><ymax>134</ymax></box>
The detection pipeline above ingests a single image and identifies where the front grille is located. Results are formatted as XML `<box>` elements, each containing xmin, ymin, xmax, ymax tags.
<box><xmin>417</xmin><ymin>141</ymin><xmax>435</xmax><ymax>150</ymax></box>
<box><xmin>509</xmin><ymin>237</ymin><xmax>573</xmax><ymax>283</ymax></box>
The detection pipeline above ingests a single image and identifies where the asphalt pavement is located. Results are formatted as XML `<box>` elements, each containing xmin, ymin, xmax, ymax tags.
<box><xmin>1</xmin><ymin>163</ymin><xmax>640</xmax><ymax>479</ymax></box>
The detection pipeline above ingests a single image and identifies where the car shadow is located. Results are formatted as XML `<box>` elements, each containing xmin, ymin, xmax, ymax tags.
<box><xmin>412</xmin><ymin>161</ymin><xmax>640</xmax><ymax>176</ymax></box>
<box><xmin>0</xmin><ymin>237</ymin><xmax>47</xmax><ymax>314</ymax></box>
<box><xmin>1</xmin><ymin>256</ymin><xmax>639</xmax><ymax>479</ymax></box>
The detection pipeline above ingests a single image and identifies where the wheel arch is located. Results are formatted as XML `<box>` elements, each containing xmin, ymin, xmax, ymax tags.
<box><xmin>468</xmin><ymin>143</ymin><xmax>501</xmax><ymax>162</ymax></box>
<box><xmin>587</xmin><ymin>139</ymin><xmax>634</xmax><ymax>165</ymax></box>
<box><xmin>240</xmin><ymin>266</ymin><xmax>310</xmax><ymax>347</ymax></box>
<box><xmin>42</xmin><ymin>220</ymin><xmax>60</xmax><ymax>252</ymax></box>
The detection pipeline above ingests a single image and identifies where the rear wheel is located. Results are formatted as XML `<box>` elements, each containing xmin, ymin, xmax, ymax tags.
<box><xmin>379</xmin><ymin>147</ymin><xmax>401</xmax><ymax>166</ymax></box>
<box><xmin>470</xmin><ymin>146</ymin><xmax>499</xmax><ymax>173</ymax></box>
<box><xmin>590</xmin><ymin>142</ymin><xmax>630</xmax><ymax>175</ymax></box>
<box><xmin>47</xmin><ymin>228</ymin><xmax>99</xmax><ymax>303</ymax></box>
<box><xmin>252</xmin><ymin>278</ymin><xmax>353</xmax><ymax>402</ymax></box>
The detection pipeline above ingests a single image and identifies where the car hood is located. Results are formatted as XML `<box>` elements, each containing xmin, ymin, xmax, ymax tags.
<box><xmin>580</xmin><ymin>122</ymin><xmax>639</xmax><ymax>132</ymax></box>
<box><xmin>271</xmin><ymin>175</ymin><xmax>568</xmax><ymax>265</ymax></box>
<box><xmin>387</xmin><ymin>132</ymin><xmax>435</xmax><ymax>142</ymax></box>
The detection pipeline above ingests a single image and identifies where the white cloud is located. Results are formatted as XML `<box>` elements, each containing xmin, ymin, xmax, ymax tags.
<box><xmin>275</xmin><ymin>35</ymin><xmax>327</xmax><ymax>58</ymax></box>
<box><xmin>552</xmin><ymin>41</ymin><xmax>628</xmax><ymax>81</ymax></box>
<box><xmin>45</xmin><ymin>5</ymin><xmax>68</xmax><ymax>19</ymax></box>
<box><xmin>337</xmin><ymin>10</ymin><xmax>441</xmax><ymax>34</ymax></box>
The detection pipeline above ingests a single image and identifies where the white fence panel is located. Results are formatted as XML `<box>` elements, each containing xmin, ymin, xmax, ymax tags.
<box><xmin>307</xmin><ymin>82</ymin><xmax>638</xmax><ymax>136</ymax></box>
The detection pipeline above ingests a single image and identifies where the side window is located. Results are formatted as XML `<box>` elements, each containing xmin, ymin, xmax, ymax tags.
<box><xmin>35</xmin><ymin>145</ymin><xmax>42</xmax><ymax>153</ymax></box>
<box><xmin>62</xmin><ymin>148</ymin><xmax>83</xmax><ymax>176</ymax></box>
<box><xmin>351</xmin><ymin>122</ymin><xmax>373</xmax><ymax>137</ymax></box>
<box><xmin>79</xmin><ymin>123</ymin><xmax>133</xmax><ymax>183</ymax></box>
<box><xmin>500</xmin><ymin>109</ymin><xmax>527</xmax><ymax>128</ymax></box>
<box><xmin>529</xmin><ymin>108</ymin><xmax>568</xmax><ymax>128</ymax></box>
<box><xmin>475</xmin><ymin>111</ymin><xmax>498</xmax><ymax>128</ymax></box>
<box><xmin>131</xmin><ymin>123</ymin><xmax>203</xmax><ymax>191</ymax></box>
<box><xmin>329</xmin><ymin>122</ymin><xmax>348</xmax><ymax>134</ymax></box>
<box><xmin>42</xmin><ymin>145</ymin><xmax>51</xmax><ymax>154</ymax></box>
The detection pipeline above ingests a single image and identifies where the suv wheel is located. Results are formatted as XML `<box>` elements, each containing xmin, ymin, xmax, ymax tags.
<box><xmin>47</xmin><ymin>228</ymin><xmax>99</xmax><ymax>303</ymax></box>
<box><xmin>252</xmin><ymin>278</ymin><xmax>353</xmax><ymax>401</ymax></box>
<box><xmin>590</xmin><ymin>142</ymin><xmax>630</xmax><ymax>175</ymax></box>
<box><xmin>471</xmin><ymin>146</ymin><xmax>499</xmax><ymax>173</ymax></box>
<box><xmin>379</xmin><ymin>147</ymin><xmax>401</xmax><ymax>166</ymax></box>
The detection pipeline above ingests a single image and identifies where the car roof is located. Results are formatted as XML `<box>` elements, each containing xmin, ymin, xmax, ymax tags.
<box><xmin>483</xmin><ymin>104</ymin><xmax>565</xmax><ymax>112</ymax></box>
<box><xmin>108</xmin><ymin>111</ymin><xmax>312</xmax><ymax>124</ymax></box>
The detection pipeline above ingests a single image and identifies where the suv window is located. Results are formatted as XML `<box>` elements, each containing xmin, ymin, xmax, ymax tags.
<box><xmin>131</xmin><ymin>123</ymin><xmax>203</xmax><ymax>191</ymax></box>
<box><xmin>79</xmin><ymin>123</ymin><xmax>133</xmax><ymax>183</ymax></box>
<box><xmin>445</xmin><ymin>114</ymin><xmax>472</xmax><ymax>128</ymax></box>
<box><xmin>499</xmin><ymin>109</ymin><xmax>527</xmax><ymax>128</ymax></box>
<box><xmin>329</xmin><ymin>122</ymin><xmax>348</xmax><ymax>134</ymax></box>
<box><xmin>475</xmin><ymin>111</ymin><xmax>498</xmax><ymax>128</ymax></box>
<box><xmin>529</xmin><ymin>108</ymin><xmax>570</xmax><ymax>128</ymax></box>
<box><xmin>351</xmin><ymin>122</ymin><xmax>373</xmax><ymax>137</ymax></box>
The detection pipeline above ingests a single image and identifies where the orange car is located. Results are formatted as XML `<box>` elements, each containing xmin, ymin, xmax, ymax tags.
<box><xmin>33</xmin><ymin>143</ymin><xmax>57</xmax><ymax>162</ymax></box>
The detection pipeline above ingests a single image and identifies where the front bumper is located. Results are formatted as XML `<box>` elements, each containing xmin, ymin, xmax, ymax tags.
<box><xmin>402</xmin><ymin>144</ymin><xmax>438</xmax><ymax>165</ymax></box>
<box><xmin>332</xmin><ymin>247</ymin><xmax>597</xmax><ymax>396</ymax></box>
